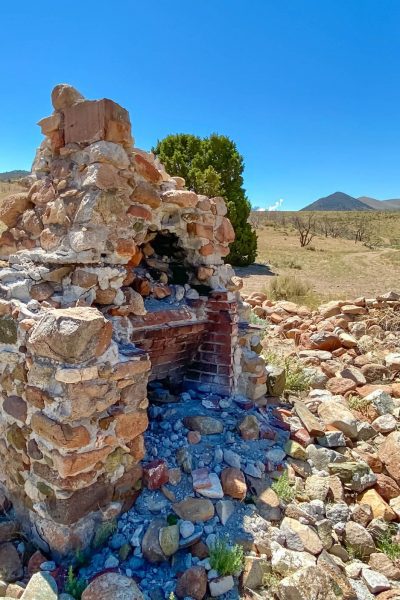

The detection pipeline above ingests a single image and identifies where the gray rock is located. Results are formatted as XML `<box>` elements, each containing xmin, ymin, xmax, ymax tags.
<box><xmin>362</xmin><ymin>568</ymin><xmax>390</xmax><ymax>593</ymax></box>
<box><xmin>307</xmin><ymin>444</ymin><xmax>347</xmax><ymax>471</ymax></box>
<box><xmin>325</xmin><ymin>503</ymin><xmax>350</xmax><ymax>525</ymax></box>
<box><xmin>179</xmin><ymin>521</ymin><xmax>195</xmax><ymax>539</ymax></box>
<box><xmin>328</xmin><ymin>462</ymin><xmax>376</xmax><ymax>492</ymax></box>
<box><xmin>215</xmin><ymin>500</ymin><xmax>235</xmax><ymax>525</ymax></box>
<box><xmin>209</xmin><ymin>575</ymin><xmax>234</xmax><ymax>597</ymax></box>
<box><xmin>141</xmin><ymin>519</ymin><xmax>167</xmax><ymax>563</ymax></box>
<box><xmin>345</xmin><ymin>522</ymin><xmax>375</xmax><ymax>558</ymax></box>
<box><xmin>0</xmin><ymin>543</ymin><xmax>23</xmax><ymax>583</ymax></box>
<box><xmin>349</xmin><ymin>579</ymin><xmax>375</xmax><ymax>600</ymax></box>
<box><xmin>276</xmin><ymin>565</ymin><xmax>347</xmax><ymax>600</ymax></box>
<box><xmin>317</xmin><ymin>431</ymin><xmax>346</xmax><ymax>448</ymax></box>
<box><xmin>21</xmin><ymin>573</ymin><xmax>58</xmax><ymax>600</ymax></box>
<box><xmin>270</xmin><ymin>542</ymin><xmax>316</xmax><ymax>576</ymax></box>
<box><xmin>364</xmin><ymin>390</ymin><xmax>395</xmax><ymax>415</ymax></box>
<box><xmin>223</xmin><ymin>449</ymin><xmax>241</xmax><ymax>469</ymax></box>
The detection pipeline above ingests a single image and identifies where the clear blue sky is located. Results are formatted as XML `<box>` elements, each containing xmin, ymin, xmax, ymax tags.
<box><xmin>1</xmin><ymin>0</ymin><xmax>400</xmax><ymax>210</ymax></box>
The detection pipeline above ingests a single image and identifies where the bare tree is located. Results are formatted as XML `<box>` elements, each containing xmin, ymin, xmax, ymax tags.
<box><xmin>353</xmin><ymin>216</ymin><xmax>370</xmax><ymax>244</ymax></box>
<box><xmin>291</xmin><ymin>214</ymin><xmax>316</xmax><ymax>247</ymax></box>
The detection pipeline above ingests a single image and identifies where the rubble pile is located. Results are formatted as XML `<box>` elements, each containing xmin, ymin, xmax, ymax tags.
<box><xmin>1</xmin><ymin>287</ymin><xmax>399</xmax><ymax>599</ymax></box>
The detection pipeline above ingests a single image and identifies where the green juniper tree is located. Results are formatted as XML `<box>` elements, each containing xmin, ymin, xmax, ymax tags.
<box><xmin>153</xmin><ymin>133</ymin><xmax>257</xmax><ymax>266</ymax></box>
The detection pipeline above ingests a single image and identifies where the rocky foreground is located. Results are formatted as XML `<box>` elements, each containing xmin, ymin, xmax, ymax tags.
<box><xmin>0</xmin><ymin>291</ymin><xmax>400</xmax><ymax>599</ymax></box>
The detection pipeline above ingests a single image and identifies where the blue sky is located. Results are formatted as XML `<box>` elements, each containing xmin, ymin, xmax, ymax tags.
<box><xmin>1</xmin><ymin>0</ymin><xmax>400</xmax><ymax>210</ymax></box>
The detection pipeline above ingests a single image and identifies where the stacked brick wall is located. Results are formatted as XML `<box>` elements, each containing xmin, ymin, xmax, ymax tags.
<box><xmin>128</xmin><ymin>308</ymin><xmax>208</xmax><ymax>383</ymax></box>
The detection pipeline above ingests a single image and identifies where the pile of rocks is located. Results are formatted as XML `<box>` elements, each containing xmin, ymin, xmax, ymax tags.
<box><xmin>33</xmin><ymin>337</ymin><xmax>400</xmax><ymax>599</ymax></box>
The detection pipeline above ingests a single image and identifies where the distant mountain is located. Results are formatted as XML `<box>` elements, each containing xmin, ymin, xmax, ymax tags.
<box><xmin>0</xmin><ymin>170</ymin><xmax>29</xmax><ymax>181</ymax></box>
<box><xmin>359</xmin><ymin>196</ymin><xmax>400</xmax><ymax>210</ymax></box>
<box><xmin>301</xmin><ymin>191</ymin><xmax>400</xmax><ymax>211</ymax></box>
<box><xmin>301</xmin><ymin>192</ymin><xmax>373</xmax><ymax>212</ymax></box>
<box><xmin>357</xmin><ymin>196</ymin><xmax>386</xmax><ymax>210</ymax></box>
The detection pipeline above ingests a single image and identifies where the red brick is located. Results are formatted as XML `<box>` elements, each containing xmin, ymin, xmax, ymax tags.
<box><xmin>127</xmin><ymin>204</ymin><xmax>152</xmax><ymax>221</ymax></box>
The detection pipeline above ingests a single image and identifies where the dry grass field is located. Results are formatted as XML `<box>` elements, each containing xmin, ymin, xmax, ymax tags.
<box><xmin>0</xmin><ymin>180</ymin><xmax>25</xmax><ymax>200</ymax></box>
<box><xmin>236</xmin><ymin>211</ymin><xmax>400</xmax><ymax>304</ymax></box>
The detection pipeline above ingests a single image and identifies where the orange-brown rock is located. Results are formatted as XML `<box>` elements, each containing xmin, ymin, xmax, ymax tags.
<box><xmin>215</xmin><ymin>217</ymin><xmax>235</xmax><ymax>244</ymax></box>
<box><xmin>176</xmin><ymin>567</ymin><xmax>207</xmax><ymax>600</ymax></box>
<box><xmin>114</xmin><ymin>411</ymin><xmax>148</xmax><ymax>441</ymax></box>
<box><xmin>0</xmin><ymin>193</ymin><xmax>31</xmax><ymax>228</ymax></box>
<box><xmin>127</xmin><ymin>204</ymin><xmax>152</xmax><ymax>221</ymax></box>
<box><xmin>134</xmin><ymin>153</ymin><xmax>162</xmax><ymax>183</ymax></box>
<box><xmin>375</xmin><ymin>474</ymin><xmax>400</xmax><ymax>501</ymax></box>
<box><xmin>326</xmin><ymin>377</ymin><xmax>357</xmax><ymax>395</ymax></box>
<box><xmin>221</xmin><ymin>467</ymin><xmax>247</xmax><ymax>499</ymax></box>
<box><xmin>51</xmin><ymin>446</ymin><xmax>113</xmax><ymax>478</ymax></box>
<box><xmin>31</xmin><ymin>413</ymin><xmax>91</xmax><ymax>450</ymax></box>
<box><xmin>63</xmin><ymin>98</ymin><xmax>132</xmax><ymax>147</ymax></box>
<box><xmin>130</xmin><ymin>181</ymin><xmax>161</xmax><ymax>208</ymax></box>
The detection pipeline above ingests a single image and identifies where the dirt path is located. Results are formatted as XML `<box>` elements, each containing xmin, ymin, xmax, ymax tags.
<box><xmin>235</xmin><ymin>246</ymin><xmax>399</xmax><ymax>300</ymax></box>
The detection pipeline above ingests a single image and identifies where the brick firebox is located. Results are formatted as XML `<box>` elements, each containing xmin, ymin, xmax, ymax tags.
<box><xmin>128</xmin><ymin>291</ymin><xmax>239</xmax><ymax>396</ymax></box>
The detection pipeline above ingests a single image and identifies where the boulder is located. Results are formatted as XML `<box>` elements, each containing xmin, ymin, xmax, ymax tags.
<box><xmin>372</xmin><ymin>414</ymin><xmax>397</xmax><ymax>433</ymax></box>
<box><xmin>375</xmin><ymin>473</ymin><xmax>400</xmax><ymax>501</ymax></box>
<box><xmin>143</xmin><ymin>460</ymin><xmax>169</xmax><ymax>490</ymax></box>
<box><xmin>173</xmin><ymin>498</ymin><xmax>214</xmax><ymax>522</ymax></box>
<box><xmin>294</xmin><ymin>401</ymin><xmax>325</xmax><ymax>436</ymax></box>
<box><xmin>344</xmin><ymin>521</ymin><xmax>375</xmax><ymax>558</ymax></box>
<box><xmin>329</xmin><ymin>461</ymin><xmax>376</xmax><ymax>492</ymax></box>
<box><xmin>51</xmin><ymin>83</ymin><xmax>84</xmax><ymax>110</ymax></box>
<box><xmin>221</xmin><ymin>468</ymin><xmax>247</xmax><ymax>500</ymax></box>
<box><xmin>305</xmin><ymin>475</ymin><xmax>330</xmax><ymax>501</ymax></box>
<box><xmin>209</xmin><ymin>575</ymin><xmax>234</xmax><ymax>597</ymax></box>
<box><xmin>20</xmin><ymin>573</ymin><xmax>58</xmax><ymax>600</ymax></box>
<box><xmin>276</xmin><ymin>565</ymin><xmax>347</xmax><ymax>600</ymax></box>
<box><xmin>270</xmin><ymin>542</ymin><xmax>316</xmax><ymax>576</ymax></box>
<box><xmin>361</xmin><ymin>364</ymin><xmax>390</xmax><ymax>383</ymax></box>
<box><xmin>255</xmin><ymin>488</ymin><xmax>282</xmax><ymax>521</ymax></box>
<box><xmin>307</xmin><ymin>332</ymin><xmax>341</xmax><ymax>351</ymax></box>
<box><xmin>158</xmin><ymin>525</ymin><xmax>179</xmax><ymax>557</ymax></box>
<box><xmin>0</xmin><ymin>543</ymin><xmax>22</xmax><ymax>583</ymax></box>
<box><xmin>280</xmin><ymin>517</ymin><xmax>323</xmax><ymax>555</ymax></box>
<box><xmin>82</xmin><ymin>573</ymin><xmax>143</xmax><ymax>600</ymax></box>
<box><xmin>183</xmin><ymin>416</ymin><xmax>223</xmax><ymax>435</ymax></box>
<box><xmin>369</xmin><ymin>553</ymin><xmax>400</xmax><ymax>580</ymax></box>
<box><xmin>216</xmin><ymin>500</ymin><xmax>235</xmax><ymax>525</ymax></box>
<box><xmin>326</xmin><ymin>378</ymin><xmax>357</xmax><ymax>395</ymax></box>
<box><xmin>266</xmin><ymin>365</ymin><xmax>286</xmax><ymax>396</ymax></box>
<box><xmin>378</xmin><ymin>431</ymin><xmax>400</xmax><ymax>482</ymax></box>
<box><xmin>242</xmin><ymin>556</ymin><xmax>270</xmax><ymax>590</ymax></box>
<box><xmin>28</xmin><ymin>307</ymin><xmax>112</xmax><ymax>363</ymax></box>
<box><xmin>364</xmin><ymin>390</ymin><xmax>395</xmax><ymax>415</ymax></box>
<box><xmin>340</xmin><ymin>366</ymin><xmax>366</xmax><ymax>386</ymax></box>
<box><xmin>362</xmin><ymin>569</ymin><xmax>391</xmax><ymax>594</ymax></box>
<box><xmin>284</xmin><ymin>440</ymin><xmax>307</xmax><ymax>461</ymax></box>
<box><xmin>175</xmin><ymin>567</ymin><xmax>207</xmax><ymax>600</ymax></box>
<box><xmin>141</xmin><ymin>519</ymin><xmax>167</xmax><ymax>563</ymax></box>
<box><xmin>357</xmin><ymin>489</ymin><xmax>396</xmax><ymax>521</ymax></box>
<box><xmin>238</xmin><ymin>415</ymin><xmax>259</xmax><ymax>440</ymax></box>
<box><xmin>318</xmin><ymin>402</ymin><xmax>358</xmax><ymax>439</ymax></box>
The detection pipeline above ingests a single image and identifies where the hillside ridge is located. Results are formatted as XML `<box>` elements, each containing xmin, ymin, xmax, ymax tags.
<box><xmin>302</xmin><ymin>191</ymin><xmax>400</xmax><ymax>211</ymax></box>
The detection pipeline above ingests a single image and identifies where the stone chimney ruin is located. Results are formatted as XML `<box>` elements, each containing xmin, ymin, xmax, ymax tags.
<box><xmin>0</xmin><ymin>85</ymin><xmax>266</xmax><ymax>557</ymax></box>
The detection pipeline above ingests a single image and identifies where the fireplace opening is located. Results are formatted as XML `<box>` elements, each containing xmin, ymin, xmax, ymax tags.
<box><xmin>140</xmin><ymin>231</ymin><xmax>190</xmax><ymax>287</ymax></box>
